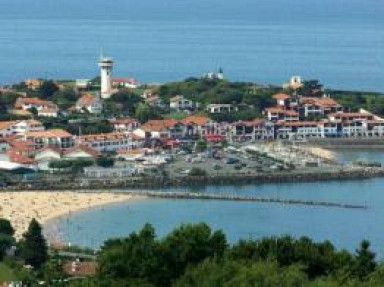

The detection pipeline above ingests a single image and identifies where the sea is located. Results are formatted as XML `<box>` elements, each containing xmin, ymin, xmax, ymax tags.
<box><xmin>50</xmin><ymin>150</ymin><xmax>384</xmax><ymax>256</ymax></box>
<box><xmin>0</xmin><ymin>0</ymin><xmax>383</xmax><ymax>91</ymax></box>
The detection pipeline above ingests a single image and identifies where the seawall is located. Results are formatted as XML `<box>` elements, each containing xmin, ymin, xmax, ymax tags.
<box><xmin>310</xmin><ymin>138</ymin><xmax>384</xmax><ymax>149</ymax></box>
<box><xmin>2</xmin><ymin>167</ymin><xmax>383</xmax><ymax>191</ymax></box>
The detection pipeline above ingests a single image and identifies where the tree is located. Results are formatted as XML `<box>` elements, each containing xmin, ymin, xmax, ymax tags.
<box><xmin>354</xmin><ymin>240</ymin><xmax>376</xmax><ymax>280</ymax></box>
<box><xmin>97</xmin><ymin>156</ymin><xmax>115</xmax><ymax>168</ymax></box>
<box><xmin>108</xmin><ymin>90</ymin><xmax>142</xmax><ymax>115</ymax></box>
<box><xmin>52</xmin><ymin>88</ymin><xmax>78</xmax><ymax>109</ymax></box>
<box><xmin>188</xmin><ymin>167</ymin><xmax>207</xmax><ymax>177</ymax></box>
<box><xmin>0</xmin><ymin>234</ymin><xmax>15</xmax><ymax>260</ymax></box>
<box><xmin>0</xmin><ymin>219</ymin><xmax>15</xmax><ymax>260</ymax></box>
<box><xmin>135</xmin><ymin>103</ymin><xmax>159</xmax><ymax>123</ymax></box>
<box><xmin>20</xmin><ymin>218</ymin><xmax>48</xmax><ymax>269</ymax></box>
<box><xmin>28</xmin><ymin>106</ymin><xmax>39</xmax><ymax>117</ymax></box>
<box><xmin>38</xmin><ymin>80</ymin><xmax>59</xmax><ymax>99</ymax></box>
<box><xmin>0</xmin><ymin>218</ymin><xmax>15</xmax><ymax>236</ymax></box>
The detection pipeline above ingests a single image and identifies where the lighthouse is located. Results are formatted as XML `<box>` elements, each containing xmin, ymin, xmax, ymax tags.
<box><xmin>98</xmin><ymin>56</ymin><xmax>114</xmax><ymax>99</ymax></box>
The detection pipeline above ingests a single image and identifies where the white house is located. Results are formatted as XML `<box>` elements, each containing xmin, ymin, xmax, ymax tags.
<box><xmin>109</xmin><ymin>118</ymin><xmax>140</xmax><ymax>132</ymax></box>
<box><xmin>75</xmin><ymin>93</ymin><xmax>103</xmax><ymax>114</ymax></box>
<box><xmin>113</xmin><ymin>78</ymin><xmax>140</xmax><ymax>89</ymax></box>
<box><xmin>206</xmin><ymin>104</ymin><xmax>237</xmax><ymax>114</ymax></box>
<box><xmin>170</xmin><ymin>95</ymin><xmax>195</xmax><ymax>111</ymax></box>
<box><xmin>78</xmin><ymin>132</ymin><xmax>144</xmax><ymax>152</ymax></box>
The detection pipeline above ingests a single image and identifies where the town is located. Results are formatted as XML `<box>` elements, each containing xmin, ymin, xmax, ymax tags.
<box><xmin>0</xmin><ymin>56</ymin><xmax>384</xmax><ymax>184</ymax></box>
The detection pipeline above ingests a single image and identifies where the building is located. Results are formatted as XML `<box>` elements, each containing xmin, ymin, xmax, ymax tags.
<box><xmin>78</xmin><ymin>132</ymin><xmax>144</xmax><ymax>152</ymax></box>
<box><xmin>229</xmin><ymin>119</ymin><xmax>275</xmax><ymax>141</ymax></box>
<box><xmin>206</xmin><ymin>104</ymin><xmax>237</xmax><ymax>114</ymax></box>
<box><xmin>138</xmin><ymin>120</ymin><xmax>184</xmax><ymax>139</ymax></box>
<box><xmin>265</xmin><ymin>107</ymin><xmax>300</xmax><ymax>122</ymax></box>
<box><xmin>182</xmin><ymin>116</ymin><xmax>224</xmax><ymax>137</ymax></box>
<box><xmin>109</xmin><ymin>118</ymin><xmax>140</xmax><ymax>132</ymax></box>
<box><xmin>283</xmin><ymin>76</ymin><xmax>303</xmax><ymax>90</ymax></box>
<box><xmin>75</xmin><ymin>79</ymin><xmax>91</xmax><ymax>90</ymax></box>
<box><xmin>99</xmin><ymin>56</ymin><xmax>114</xmax><ymax>99</ymax></box>
<box><xmin>0</xmin><ymin>120</ymin><xmax>45</xmax><ymax>137</ymax></box>
<box><xmin>14</xmin><ymin>97</ymin><xmax>59</xmax><ymax>117</ymax></box>
<box><xmin>300</xmin><ymin>97</ymin><xmax>343</xmax><ymax>117</ymax></box>
<box><xmin>75</xmin><ymin>93</ymin><xmax>103</xmax><ymax>114</ymax></box>
<box><xmin>170</xmin><ymin>95</ymin><xmax>196</xmax><ymax>111</ymax></box>
<box><xmin>113</xmin><ymin>78</ymin><xmax>140</xmax><ymax>89</ymax></box>
<box><xmin>272</xmin><ymin>93</ymin><xmax>294</xmax><ymax>107</ymax></box>
<box><xmin>24</xmin><ymin>78</ymin><xmax>43</xmax><ymax>90</ymax></box>
<box><xmin>24</xmin><ymin>129</ymin><xmax>75</xmax><ymax>150</ymax></box>
<box><xmin>0</xmin><ymin>121</ymin><xmax>16</xmax><ymax>137</ymax></box>
<box><xmin>84</xmin><ymin>165</ymin><xmax>136</xmax><ymax>178</ymax></box>
<box><xmin>145</xmin><ymin>95</ymin><xmax>165</xmax><ymax>109</ymax></box>
<box><xmin>328</xmin><ymin>112</ymin><xmax>375</xmax><ymax>123</ymax></box>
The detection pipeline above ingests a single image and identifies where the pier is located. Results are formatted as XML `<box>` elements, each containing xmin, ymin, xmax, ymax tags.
<box><xmin>113</xmin><ymin>190</ymin><xmax>367</xmax><ymax>210</ymax></box>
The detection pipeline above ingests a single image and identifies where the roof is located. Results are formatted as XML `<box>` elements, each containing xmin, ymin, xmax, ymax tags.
<box><xmin>79</xmin><ymin>132</ymin><xmax>142</xmax><ymax>142</ymax></box>
<box><xmin>265</xmin><ymin>107</ymin><xmax>299</xmax><ymax>116</ymax></box>
<box><xmin>15</xmin><ymin>97</ymin><xmax>57</xmax><ymax>109</ymax></box>
<box><xmin>8</xmin><ymin>150</ymin><xmax>35</xmax><ymax>164</ymax></box>
<box><xmin>301</xmin><ymin>97</ymin><xmax>341</xmax><ymax>108</ymax></box>
<box><xmin>182</xmin><ymin>116</ymin><xmax>211</xmax><ymax>125</ymax></box>
<box><xmin>117</xmin><ymin>148</ymin><xmax>145</xmax><ymax>155</ymax></box>
<box><xmin>272</xmin><ymin>93</ymin><xmax>291</xmax><ymax>100</ymax></box>
<box><xmin>328</xmin><ymin>112</ymin><xmax>373</xmax><ymax>118</ymax></box>
<box><xmin>142</xmin><ymin>120</ymin><xmax>180</xmax><ymax>132</ymax></box>
<box><xmin>25</xmin><ymin>129</ymin><xmax>72</xmax><ymax>138</ymax></box>
<box><xmin>170</xmin><ymin>95</ymin><xmax>188</xmax><ymax>102</ymax></box>
<box><xmin>113</xmin><ymin>78</ymin><xmax>140</xmax><ymax>85</ymax></box>
<box><xmin>77</xmin><ymin>94</ymin><xmax>97</xmax><ymax>108</ymax></box>
<box><xmin>63</xmin><ymin>145</ymin><xmax>99</xmax><ymax>157</ymax></box>
<box><xmin>0</xmin><ymin>121</ymin><xmax>16</xmax><ymax>131</ymax></box>
<box><xmin>232</xmin><ymin>119</ymin><xmax>265</xmax><ymax>127</ymax></box>
<box><xmin>278</xmin><ymin>121</ymin><xmax>320</xmax><ymax>127</ymax></box>
<box><xmin>109</xmin><ymin>118</ymin><xmax>139</xmax><ymax>125</ymax></box>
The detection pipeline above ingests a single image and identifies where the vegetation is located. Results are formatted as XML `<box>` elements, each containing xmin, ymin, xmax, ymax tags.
<box><xmin>188</xmin><ymin>167</ymin><xmax>207</xmax><ymax>177</ymax></box>
<box><xmin>68</xmin><ymin>223</ymin><xmax>384</xmax><ymax>287</ymax></box>
<box><xmin>48</xmin><ymin>158</ymin><xmax>94</xmax><ymax>172</ymax></box>
<box><xmin>0</xmin><ymin>219</ymin><xmax>15</xmax><ymax>261</ymax></box>
<box><xmin>19</xmin><ymin>219</ymin><xmax>48</xmax><ymax>269</ymax></box>
<box><xmin>96</xmin><ymin>156</ymin><xmax>115</xmax><ymax>168</ymax></box>
<box><xmin>0</xmin><ymin>262</ymin><xmax>18</xmax><ymax>282</ymax></box>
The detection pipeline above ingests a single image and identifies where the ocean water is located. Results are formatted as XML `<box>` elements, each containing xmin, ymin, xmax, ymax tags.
<box><xmin>50</xmin><ymin>150</ymin><xmax>384</xmax><ymax>255</ymax></box>
<box><xmin>0</xmin><ymin>0</ymin><xmax>383</xmax><ymax>91</ymax></box>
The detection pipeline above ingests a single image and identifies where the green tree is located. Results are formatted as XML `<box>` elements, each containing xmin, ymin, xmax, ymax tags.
<box><xmin>52</xmin><ymin>88</ymin><xmax>78</xmax><ymax>109</ymax></box>
<box><xmin>0</xmin><ymin>234</ymin><xmax>15</xmax><ymax>260</ymax></box>
<box><xmin>0</xmin><ymin>218</ymin><xmax>15</xmax><ymax>236</ymax></box>
<box><xmin>20</xmin><ymin>218</ymin><xmax>48</xmax><ymax>269</ymax></box>
<box><xmin>97</xmin><ymin>156</ymin><xmax>115</xmax><ymax>168</ymax></box>
<box><xmin>38</xmin><ymin>80</ymin><xmax>59</xmax><ymax>99</ymax></box>
<box><xmin>188</xmin><ymin>167</ymin><xmax>207</xmax><ymax>177</ymax></box>
<box><xmin>28</xmin><ymin>106</ymin><xmax>39</xmax><ymax>117</ymax></box>
<box><xmin>354</xmin><ymin>240</ymin><xmax>376</xmax><ymax>280</ymax></box>
<box><xmin>108</xmin><ymin>90</ymin><xmax>142</xmax><ymax>115</ymax></box>
<box><xmin>135</xmin><ymin>103</ymin><xmax>159</xmax><ymax>123</ymax></box>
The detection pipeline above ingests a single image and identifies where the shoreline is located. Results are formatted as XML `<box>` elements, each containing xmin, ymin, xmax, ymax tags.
<box><xmin>0</xmin><ymin>190</ymin><xmax>141</xmax><ymax>241</ymax></box>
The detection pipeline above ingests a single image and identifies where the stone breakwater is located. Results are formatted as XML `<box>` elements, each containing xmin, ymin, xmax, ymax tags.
<box><xmin>2</xmin><ymin>167</ymin><xmax>383</xmax><ymax>191</ymax></box>
<box><xmin>112</xmin><ymin>190</ymin><xmax>367</xmax><ymax>210</ymax></box>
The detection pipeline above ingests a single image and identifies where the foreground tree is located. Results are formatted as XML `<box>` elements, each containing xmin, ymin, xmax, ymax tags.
<box><xmin>20</xmin><ymin>218</ymin><xmax>48</xmax><ymax>269</ymax></box>
<box><xmin>0</xmin><ymin>218</ymin><xmax>15</xmax><ymax>236</ymax></box>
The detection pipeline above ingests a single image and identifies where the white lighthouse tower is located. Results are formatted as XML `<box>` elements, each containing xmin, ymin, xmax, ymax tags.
<box><xmin>98</xmin><ymin>55</ymin><xmax>114</xmax><ymax>99</ymax></box>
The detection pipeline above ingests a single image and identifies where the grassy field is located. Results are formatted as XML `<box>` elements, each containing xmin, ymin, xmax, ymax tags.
<box><xmin>0</xmin><ymin>262</ymin><xmax>18</xmax><ymax>282</ymax></box>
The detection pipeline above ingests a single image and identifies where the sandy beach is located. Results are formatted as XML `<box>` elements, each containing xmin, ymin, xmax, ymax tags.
<box><xmin>0</xmin><ymin>191</ymin><xmax>137</xmax><ymax>240</ymax></box>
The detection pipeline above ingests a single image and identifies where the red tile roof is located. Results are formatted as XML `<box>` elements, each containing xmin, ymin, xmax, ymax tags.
<box><xmin>272</xmin><ymin>93</ymin><xmax>291</xmax><ymax>100</ymax></box>
<box><xmin>182</xmin><ymin>116</ymin><xmax>211</xmax><ymax>126</ymax></box>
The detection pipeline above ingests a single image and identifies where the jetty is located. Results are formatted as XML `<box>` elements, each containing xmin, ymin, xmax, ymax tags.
<box><xmin>112</xmin><ymin>190</ymin><xmax>367</xmax><ymax>210</ymax></box>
